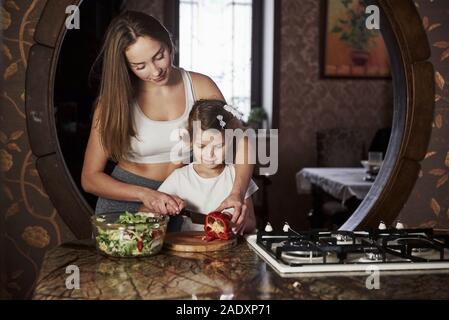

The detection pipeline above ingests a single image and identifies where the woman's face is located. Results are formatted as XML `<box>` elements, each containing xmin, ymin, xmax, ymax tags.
<box><xmin>192</xmin><ymin>129</ymin><xmax>226</xmax><ymax>169</ymax></box>
<box><xmin>125</xmin><ymin>36</ymin><xmax>173</xmax><ymax>86</ymax></box>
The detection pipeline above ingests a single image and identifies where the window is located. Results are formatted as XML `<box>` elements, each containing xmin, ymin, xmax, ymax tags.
<box><xmin>178</xmin><ymin>0</ymin><xmax>256</xmax><ymax>120</ymax></box>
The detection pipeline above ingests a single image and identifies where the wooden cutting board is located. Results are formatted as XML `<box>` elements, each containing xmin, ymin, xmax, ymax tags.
<box><xmin>163</xmin><ymin>231</ymin><xmax>237</xmax><ymax>252</ymax></box>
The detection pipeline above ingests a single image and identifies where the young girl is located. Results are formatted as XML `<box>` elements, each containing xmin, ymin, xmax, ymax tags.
<box><xmin>140</xmin><ymin>100</ymin><xmax>258</xmax><ymax>235</ymax></box>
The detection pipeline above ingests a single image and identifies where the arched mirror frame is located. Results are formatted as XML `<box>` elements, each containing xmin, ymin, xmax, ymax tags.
<box><xmin>25</xmin><ymin>0</ymin><xmax>434</xmax><ymax>238</ymax></box>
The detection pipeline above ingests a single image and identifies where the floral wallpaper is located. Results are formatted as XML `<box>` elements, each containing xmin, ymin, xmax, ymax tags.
<box><xmin>398</xmin><ymin>0</ymin><xmax>449</xmax><ymax>229</ymax></box>
<box><xmin>0</xmin><ymin>0</ymin><xmax>448</xmax><ymax>300</ymax></box>
<box><xmin>0</xmin><ymin>0</ymin><xmax>76</xmax><ymax>300</ymax></box>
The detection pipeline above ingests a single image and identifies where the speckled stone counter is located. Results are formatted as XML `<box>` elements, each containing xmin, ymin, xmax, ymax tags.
<box><xmin>32</xmin><ymin>239</ymin><xmax>449</xmax><ymax>300</ymax></box>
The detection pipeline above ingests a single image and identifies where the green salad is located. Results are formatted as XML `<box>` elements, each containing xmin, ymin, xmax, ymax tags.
<box><xmin>93</xmin><ymin>211</ymin><xmax>168</xmax><ymax>257</ymax></box>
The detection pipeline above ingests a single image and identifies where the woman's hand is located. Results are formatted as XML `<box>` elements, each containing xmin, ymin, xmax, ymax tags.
<box><xmin>138</xmin><ymin>188</ymin><xmax>185</xmax><ymax>215</ymax></box>
<box><xmin>214</xmin><ymin>192</ymin><xmax>248</xmax><ymax>234</ymax></box>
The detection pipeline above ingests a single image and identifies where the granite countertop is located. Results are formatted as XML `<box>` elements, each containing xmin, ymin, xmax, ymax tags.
<box><xmin>32</xmin><ymin>239</ymin><xmax>449</xmax><ymax>300</ymax></box>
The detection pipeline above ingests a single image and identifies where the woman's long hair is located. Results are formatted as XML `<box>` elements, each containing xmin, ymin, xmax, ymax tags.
<box><xmin>91</xmin><ymin>11</ymin><xmax>174</xmax><ymax>162</ymax></box>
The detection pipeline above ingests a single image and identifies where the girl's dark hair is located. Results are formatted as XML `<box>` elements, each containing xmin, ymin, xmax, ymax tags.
<box><xmin>90</xmin><ymin>11</ymin><xmax>175</xmax><ymax>162</ymax></box>
<box><xmin>187</xmin><ymin>100</ymin><xmax>245</xmax><ymax>138</ymax></box>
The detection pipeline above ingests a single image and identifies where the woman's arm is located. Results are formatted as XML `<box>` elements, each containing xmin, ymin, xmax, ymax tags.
<box><xmin>138</xmin><ymin>170</ymin><xmax>185</xmax><ymax>213</ymax></box>
<box><xmin>81</xmin><ymin>107</ymin><xmax>140</xmax><ymax>201</ymax></box>
<box><xmin>216</xmin><ymin>136</ymin><xmax>254</xmax><ymax>224</ymax></box>
<box><xmin>233</xmin><ymin>197</ymin><xmax>256</xmax><ymax>235</ymax></box>
<box><xmin>81</xmin><ymin>106</ymin><xmax>181</xmax><ymax>214</ymax></box>
<box><xmin>232</xmin><ymin>136</ymin><xmax>255</xmax><ymax>200</ymax></box>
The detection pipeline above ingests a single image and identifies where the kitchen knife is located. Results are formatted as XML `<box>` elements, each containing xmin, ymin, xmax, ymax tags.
<box><xmin>179</xmin><ymin>209</ymin><xmax>206</xmax><ymax>225</ymax></box>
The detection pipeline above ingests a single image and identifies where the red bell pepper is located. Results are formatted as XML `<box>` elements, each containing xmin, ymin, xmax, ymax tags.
<box><xmin>202</xmin><ymin>211</ymin><xmax>234</xmax><ymax>241</ymax></box>
<box><xmin>136</xmin><ymin>239</ymin><xmax>143</xmax><ymax>252</ymax></box>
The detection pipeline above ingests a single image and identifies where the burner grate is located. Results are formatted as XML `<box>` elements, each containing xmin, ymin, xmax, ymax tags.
<box><xmin>254</xmin><ymin>228</ymin><xmax>449</xmax><ymax>267</ymax></box>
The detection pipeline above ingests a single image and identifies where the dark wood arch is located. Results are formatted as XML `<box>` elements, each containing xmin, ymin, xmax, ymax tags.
<box><xmin>340</xmin><ymin>0</ymin><xmax>434</xmax><ymax>230</ymax></box>
<box><xmin>26</xmin><ymin>0</ymin><xmax>434</xmax><ymax>239</ymax></box>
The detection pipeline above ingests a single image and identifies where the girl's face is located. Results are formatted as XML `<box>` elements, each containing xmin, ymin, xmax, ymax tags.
<box><xmin>192</xmin><ymin>129</ymin><xmax>226</xmax><ymax>169</ymax></box>
<box><xmin>125</xmin><ymin>36</ymin><xmax>173</xmax><ymax>86</ymax></box>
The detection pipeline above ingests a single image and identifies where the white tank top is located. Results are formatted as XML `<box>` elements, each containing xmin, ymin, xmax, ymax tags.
<box><xmin>126</xmin><ymin>68</ymin><xmax>195</xmax><ymax>164</ymax></box>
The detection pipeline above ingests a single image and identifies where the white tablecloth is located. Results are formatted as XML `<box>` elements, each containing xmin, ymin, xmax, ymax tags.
<box><xmin>296</xmin><ymin>168</ymin><xmax>373</xmax><ymax>204</ymax></box>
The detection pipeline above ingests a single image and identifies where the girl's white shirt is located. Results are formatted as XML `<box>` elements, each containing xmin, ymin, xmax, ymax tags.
<box><xmin>158</xmin><ymin>163</ymin><xmax>259</xmax><ymax>231</ymax></box>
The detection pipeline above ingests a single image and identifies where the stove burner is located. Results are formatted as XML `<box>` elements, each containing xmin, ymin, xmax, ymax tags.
<box><xmin>396</xmin><ymin>237</ymin><xmax>430</xmax><ymax>246</ymax></box>
<box><xmin>395</xmin><ymin>237</ymin><xmax>435</xmax><ymax>254</ymax></box>
<box><xmin>286</xmin><ymin>240</ymin><xmax>315</xmax><ymax>247</ymax></box>
<box><xmin>332</xmin><ymin>233</ymin><xmax>354</xmax><ymax>245</ymax></box>
<box><xmin>254</xmin><ymin>227</ymin><xmax>449</xmax><ymax>271</ymax></box>
<box><xmin>364</xmin><ymin>252</ymin><xmax>384</xmax><ymax>262</ymax></box>
<box><xmin>283</xmin><ymin>250</ymin><xmax>323</xmax><ymax>259</ymax></box>
<box><xmin>411</xmin><ymin>247</ymin><xmax>432</xmax><ymax>253</ymax></box>
<box><xmin>281</xmin><ymin>251</ymin><xmax>324</xmax><ymax>264</ymax></box>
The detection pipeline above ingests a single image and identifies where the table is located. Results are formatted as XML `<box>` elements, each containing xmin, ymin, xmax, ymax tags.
<box><xmin>296</xmin><ymin>168</ymin><xmax>373</xmax><ymax>204</ymax></box>
<box><xmin>32</xmin><ymin>240</ymin><xmax>449</xmax><ymax>300</ymax></box>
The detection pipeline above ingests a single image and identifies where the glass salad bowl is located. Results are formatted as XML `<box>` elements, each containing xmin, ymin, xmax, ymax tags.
<box><xmin>91</xmin><ymin>211</ymin><xmax>169</xmax><ymax>258</ymax></box>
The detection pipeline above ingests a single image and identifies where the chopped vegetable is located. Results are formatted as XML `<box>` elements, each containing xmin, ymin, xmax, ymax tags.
<box><xmin>93</xmin><ymin>211</ymin><xmax>168</xmax><ymax>257</ymax></box>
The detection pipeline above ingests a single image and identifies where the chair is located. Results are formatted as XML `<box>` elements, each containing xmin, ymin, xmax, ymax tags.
<box><xmin>368</xmin><ymin>127</ymin><xmax>391</xmax><ymax>156</ymax></box>
<box><xmin>310</xmin><ymin>128</ymin><xmax>366</xmax><ymax>229</ymax></box>
<box><xmin>316</xmin><ymin>127</ymin><xmax>366</xmax><ymax>167</ymax></box>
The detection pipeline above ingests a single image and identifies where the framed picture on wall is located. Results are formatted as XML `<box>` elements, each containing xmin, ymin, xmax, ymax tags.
<box><xmin>320</xmin><ymin>0</ymin><xmax>391</xmax><ymax>79</ymax></box>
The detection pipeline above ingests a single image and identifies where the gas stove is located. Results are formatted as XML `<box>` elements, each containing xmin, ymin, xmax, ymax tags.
<box><xmin>245</xmin><ymin>222</ymin><xmax>449</xmax><ymax>275</ymax></box>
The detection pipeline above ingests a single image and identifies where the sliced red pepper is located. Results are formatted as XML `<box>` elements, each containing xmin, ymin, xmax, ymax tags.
<box><xmin>203</xmin><ymin>211</ymin><xmax>233</xmax><ymax>241</ymax></box>
<box><xmin>136</xmin><ymin>240</ymin><xmax>143</xmax><ymax>252</ymax></box>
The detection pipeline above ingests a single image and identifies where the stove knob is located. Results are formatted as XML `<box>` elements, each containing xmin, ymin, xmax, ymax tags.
<box><xmin>283</xmin><ymin>222</ymin><xmax>290</xmax><ymax>233</ymax></box>
<box><xmin>395</xmin><ymin>221</ymin><xmax>404</xmax><ymax>229</ymax></box>
<box><xmin>264</xmin><ymin>222</ymin><xmax>273</xmax><ymax>232</ymax></box>
<box><xmin>378</xmin><ymin>221</ymin><xmax>387</xmax><ymax>230</ymax></box>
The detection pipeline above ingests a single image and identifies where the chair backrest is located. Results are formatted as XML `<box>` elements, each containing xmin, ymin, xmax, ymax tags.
<box><xmin>316</xmin><ymin>128</ymin><xmax>366</xmax><ymax>167</ymax></box>
<box><xmin>368</xmin><ymin>127</ymin><xmax>392</xmax><ymax>156</ymax></box>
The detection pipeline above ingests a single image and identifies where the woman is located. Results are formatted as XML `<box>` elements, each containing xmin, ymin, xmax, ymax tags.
<box><xmin>81</xmin><ymin>11</ymin><xmax>254</xmax><ymax>230</ymax></box>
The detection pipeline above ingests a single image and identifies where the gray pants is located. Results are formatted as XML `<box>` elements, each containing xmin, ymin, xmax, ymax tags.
<box><xmin>95</xmin><ymin>165</ymin><xmax>183</xmax><ymax>232</ymax></box>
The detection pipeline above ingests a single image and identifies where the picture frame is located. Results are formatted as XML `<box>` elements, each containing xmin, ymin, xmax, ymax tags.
<box><xmin>320</xmin><ymin>0</ymin><xmax>391</xmax><ymax>79</ymax></box>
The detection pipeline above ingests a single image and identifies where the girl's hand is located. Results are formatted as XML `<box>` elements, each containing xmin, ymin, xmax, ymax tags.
<box><xmin>215</xmin><ymin>192</ymin><xmax>248</xmax><ymax>234</ymax></box>
<box><xmin>138</xmin><ymin>189</ymin><xmax>185</xmax><ymax>215</ymax></box>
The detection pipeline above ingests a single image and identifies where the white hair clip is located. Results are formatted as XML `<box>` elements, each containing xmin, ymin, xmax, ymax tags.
<box><xmin>223</xmin><ymin>104</ymin><xmax>243</xmax><ymax>120</ymax></box>
<box><xmin>216</xmin><ymin>115</ymin><xmax>226</xmax><ymax>129</ymax></box>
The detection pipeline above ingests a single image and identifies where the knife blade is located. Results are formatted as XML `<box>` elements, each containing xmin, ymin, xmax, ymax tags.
<box><xmin>179</xmin><ymin>209</ymin><xmax>206</xmax><ymax>225</ymax></box>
